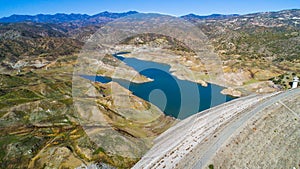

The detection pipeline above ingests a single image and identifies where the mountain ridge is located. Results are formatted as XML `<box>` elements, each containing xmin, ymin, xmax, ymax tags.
<box><xmin>180</xmin><ymin>13</ymin><xmax>240</xmax><ymax>20</ymax></box>
<box><xmin>2</xmin><ymin>9</ymin><xmax>298</xmax><ymax>24</ymax></box>
<box><xmin>0</xmin><ymin>8</ymin><xmax>299</xmax><ymax>168</ymax></box>
<box><xmin>0</xmin><ymin>11</ymin><xmax>139</xmax><ymax>23</ymax></box>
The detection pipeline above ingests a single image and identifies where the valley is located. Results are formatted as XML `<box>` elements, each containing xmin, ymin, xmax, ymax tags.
<box><xmin>0</xmin><ymin>9</ymin><xmax>299</xmax><ymax>168</ymax></box>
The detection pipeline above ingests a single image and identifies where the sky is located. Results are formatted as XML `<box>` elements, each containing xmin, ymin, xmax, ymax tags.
<box><xmin>0</xmin><ymin>0</ymin><xmax>299</xmax><ymax>18</ymax></box>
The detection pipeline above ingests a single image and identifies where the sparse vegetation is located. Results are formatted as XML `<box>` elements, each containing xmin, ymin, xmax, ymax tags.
<box><xmin>0</xmin><ymin>9</ymin><xmax>299</xmax><ymax>168</ymax></box>
<box><xmin>269</xmin><ymin>72</ymin><xmax>300</xmax><ymax>89</ymax></box>
<box><xmin>121</xmin><ymin>33</ymin><xmax>195</xmax><ymax>55</ymax></box>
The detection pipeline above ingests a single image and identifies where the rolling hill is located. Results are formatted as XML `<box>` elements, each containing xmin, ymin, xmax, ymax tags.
<box><xmin>0</xmin><ymin>9</ymin><xmax>299</xmax><ymax>168</ymax></box>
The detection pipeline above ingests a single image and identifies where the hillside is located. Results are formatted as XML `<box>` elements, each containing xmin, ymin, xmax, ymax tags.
<box><xmin>0</xmin><ymin>22</ymin><xmax>82</xmax><ymax>68</ymax></box>
<box><xmin>0</xmin><ymin>54</ymin><xmax>176</xmax><ymax>168</ymax></box>
<box><xmin>1</xmin><ymin>9</ymin><xmax>299</xmax><ymax>91</ymax></box>
<box><xmin>0</xmin><ymin>9</ymin><xmax>299</xmax><ymax>168</ymax></box>
<box><xmin>182</xmin><ymin>9</ymin><xmax>300</xmax><ymax>92</ymax></box>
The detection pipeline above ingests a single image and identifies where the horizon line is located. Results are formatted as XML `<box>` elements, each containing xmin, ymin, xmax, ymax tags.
<box><xmin>0</xmin><ymin>8</ymin><xmax>299</xmax><ymax>19</ymax></box>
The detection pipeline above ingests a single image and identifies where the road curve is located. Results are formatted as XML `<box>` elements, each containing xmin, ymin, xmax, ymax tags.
<box><xmin>133</xmin><ymin>88</ymin><xmax>300</xmax><ymax>169</ymax></box>
<box><xmin>192</xmin><ymin>88</ymin><xmax>300</xmax><ymax>169</ymax></box>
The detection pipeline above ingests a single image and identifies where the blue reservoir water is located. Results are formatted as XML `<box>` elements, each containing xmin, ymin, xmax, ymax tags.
<box><xmin>83</xmin><ymin>53</ymin><xmax>235</xmax><ymax>119</ymax></box>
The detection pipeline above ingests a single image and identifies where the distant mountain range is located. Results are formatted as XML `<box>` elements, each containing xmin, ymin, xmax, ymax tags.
<box><xmin>0</xmin><ymin>11</ymin><xmax>240</xmax><ymax>24</ymax></box>
<box><xmin>0</xmin><ymin>8</ymin><xmax>300</xmax><ymax>168</ymax></box>
<box><xmin>180</xmin><ymin>13</ymin><xmax>239</xmax><ymax>20</ymax></box>
<box><xmin>0</xmin><ymin>11</ymin><xmax>139</xmax><ymax>24</ymax></box>
<box><xmin>0</xmin><ymin>9</ymin><xmax>299</xmax><ymax>63</ymax></box>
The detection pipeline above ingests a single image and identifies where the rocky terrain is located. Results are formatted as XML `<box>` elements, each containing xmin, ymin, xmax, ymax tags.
<box><xmin>0</xmin><ymin>54</ymin><xmax>176</xmax><ymax>168</ymax></box>
<box><xmin>182</xmin><ymin>9</ymin><xmax>300</xmax><ymax>94</ymax></box>
<box><xmin>0</xmin><ymin>9</ymin><xmax>299</xmax><ymax>168</ymax></box>
<box><xmin>1</xmin><ymin>10</ymin><xmax>300</xmax><ymax>93</ymax></box>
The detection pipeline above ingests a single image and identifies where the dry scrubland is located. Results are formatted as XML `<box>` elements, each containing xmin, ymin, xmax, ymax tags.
<box><xmin>0</xmin><ymin>9</ymin><xmax>299</xmax><ymax>168</ymax></box>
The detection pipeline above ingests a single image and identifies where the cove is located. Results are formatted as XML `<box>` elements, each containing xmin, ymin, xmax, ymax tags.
<box><xmin>83</xmin><ymin>53</ymin><xmax>235</xmax><ymax>119</ymax></box>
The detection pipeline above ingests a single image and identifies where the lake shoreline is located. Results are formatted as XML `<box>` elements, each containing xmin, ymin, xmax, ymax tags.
<box><xmin>83</xmin><ymin>53</ymin><xmax>236</xmax><ymax>119</ymax></box>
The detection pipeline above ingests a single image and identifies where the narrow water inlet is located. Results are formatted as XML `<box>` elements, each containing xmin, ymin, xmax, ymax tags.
<box><xmin>82</xmin><ymin>53</ymin><xmax>235</xmax><ymax>119</ymax></box>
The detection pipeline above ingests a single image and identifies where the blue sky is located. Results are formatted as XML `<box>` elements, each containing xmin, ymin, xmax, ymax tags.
<box><xmin>0</xmin><ymin>0</ymin><xmax>299</xmax><ymax>18</ymax></box>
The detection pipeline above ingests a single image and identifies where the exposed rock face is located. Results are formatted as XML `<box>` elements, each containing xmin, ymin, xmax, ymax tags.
<box><xmin>245</xmin><ymin>81</ymin><xmax>278</xmax><ymax>93</ymax></box>
<box><xmin>221</xmin><ymin>87</ymin><xmax>242</xmax><ymax>97</ymax></box>
<box><xmin>28</xmin><ymin>147</ymin><xmax>84</xmax><ymax>169</ymax></box>
<box><xmin>223</xmin><ymin>68</ymin><xmax>252</xmax><ymax>86</ymax></box>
